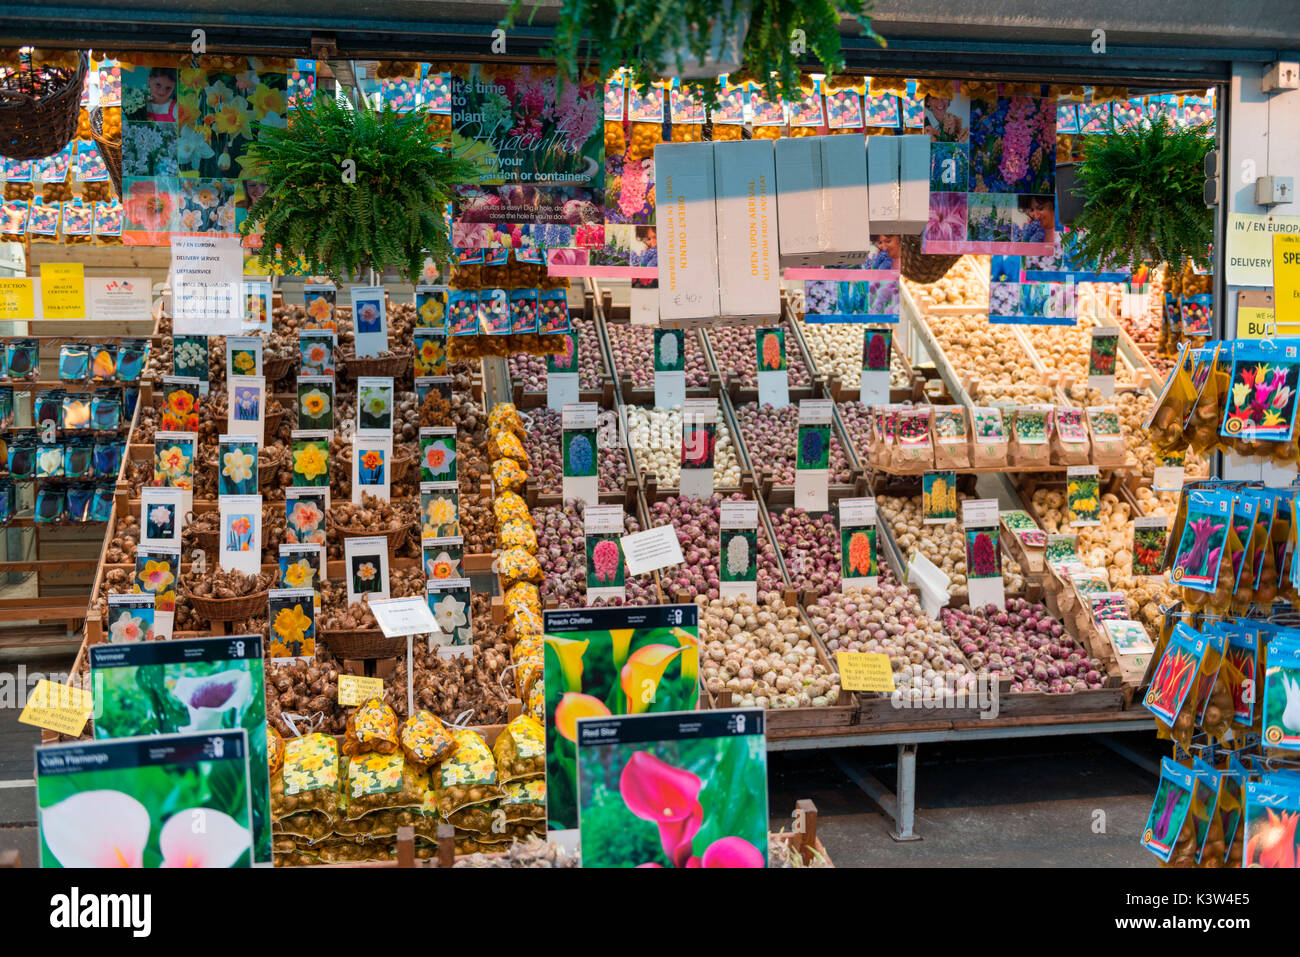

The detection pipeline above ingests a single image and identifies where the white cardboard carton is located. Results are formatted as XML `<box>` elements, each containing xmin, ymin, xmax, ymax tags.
<box><xmin>775</xmin><ymin>135</ymin><xmax>870</xmax><ymax>267</ymax></box>
<box><xmin>714</xmin><ymin>139</ymin><xmax>780</xmax><ymax>321</ymax></box>
<box><xmin>897</xmin><ymin>134</ymin><xmax>931</xmax><ymax>235</ymax></box>
<box><xmin>656</xmin><ymin>141</ymin><xmax>720</xmax><ymax>322</ymax></box>
<box><xmin>867</xmin><ymin>135</ymin><xmax>901</xmax><ymax>230</ymax></box>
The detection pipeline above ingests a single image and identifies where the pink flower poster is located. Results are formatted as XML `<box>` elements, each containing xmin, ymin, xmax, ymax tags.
<box><xmin>923</xmin><ymin>85</ymin><xmax>1057</xmax><ymax>256</ymax></box>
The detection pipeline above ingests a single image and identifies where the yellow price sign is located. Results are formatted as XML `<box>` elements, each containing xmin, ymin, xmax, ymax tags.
<box><xmin>0</xmin><ymin>278</ymin><xmax>34</xmax><ymax>321</ymax></box>
<box><xmin>835</xmin><ymin>651</ymin><xmax>896</xmax><ymax>693</ymax></box>
<box><xmin>338</xmin><ymin>674</ymin><xmax>385</xmax><ymax>707</ymax></box>
<box><xmin>1274</xmin><ymin>234</ymin><xmax>1300</xmax><ymax>328</ymax></box>
<box><xmin>18</xmin><ymin>679</ymin><xmax>93</xmax><ymax>737</ymax></box>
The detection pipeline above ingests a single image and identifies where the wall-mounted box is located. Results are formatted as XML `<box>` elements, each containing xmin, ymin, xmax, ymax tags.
<box><xmin>775</xmin><ymin>134</ymin><xmax>870</xmax><ymax>267</ymax></box>
<box><xmin>714</xmin><ymin>138</ymin><xmax>780</xmax><ymax>321</ymax></box>
<box><xmin>656</xmin><ymin>141</ymin><xmax>720</xmax><ymax>322</ymax></box>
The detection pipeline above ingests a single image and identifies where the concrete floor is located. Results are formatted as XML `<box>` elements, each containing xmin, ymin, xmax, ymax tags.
<box><xmin>0</xmin><ymin>652</ymin><xmax>1161</xmax><ymax>868</ymax></box>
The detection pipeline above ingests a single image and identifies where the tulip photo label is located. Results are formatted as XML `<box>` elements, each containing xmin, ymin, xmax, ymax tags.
<box><xmin>575</xmin><ymin>709</ymin><xmax>768</xmax><ymax>868</ymax></box>
<box><xmin>584</xmin><ymin>504</ymin><xmax>626</xmax><ymax>603</ymax></box>
<box><xmin>543</xmin><ymin>603</ymin><xmax>700</xmax><ymax>832</ymax></box>
<box><xmin>89</xmin><ymin>635</ymin><xmax>271</xmax><ymax>865</ymax></box>
<box><xmin>547</xmin><ymin>329</ymin><xmax>581</xmax><ymax>411</ymax></box>
<box><xmin>218</xmin><ymin>494</ymin><xmax>263</xmax><ymax>576</ymax></box>
<box><xmin>962</xmin><ymin>497</ymin><xmax>1004</xmax><ymax>611</ymax></box>
<box><xmin>838</xmin><ymin>497</ymin><xmax>879</xmax><ymax>592</ymax></box>
<box><xmin>267</xmin><ymin>588</ymin><xmax>316</xmax><ymax>661</ymax></box>
<box><xmin>35</xmin><ymin>730</ymin><xmax>255</xmax><ymax>868</ymax></box>
<box><xmin>719</xmin><ymin>500</ymin><xmax>759</xmax><ymax>600</ymax></box>
<box><xmin>680</xmin><ymin>398</ymin><xmax>718</xmax><ymax>500</ymax></box>
<box><xmin>1141</xmin><ymin>757</ymin><xmax>1195</xmax><ymax>863</ymax></box>
<box><xmin>161</xmin><ymin>377</ymin><xmax>201</xmax><ymax>432</ymax></box>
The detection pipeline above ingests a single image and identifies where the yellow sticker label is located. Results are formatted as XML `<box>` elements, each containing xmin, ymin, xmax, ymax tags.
<box><xmin>1235</xmin><ymin>305</ymin><xmax>1276</xmax><ymax>339</ymax></box>
<box><xmin>338</xmin><ymin>674</ymin><xmax>385</xmax><ymax>707</ymax></box>
<box><xmin>835</xmin><ymin>652</ymin><xmax>895</xmax><ymax>693</ymax></box>
<box><xmin>39</xmin><ymin>263</ymin><xmax>85</xmax><ymax>320</ymax></box>
<box><xmin>0</xmin><ymin>278</ymin><xmax>35</xmax><ymax>321</ymax></box>
<box><xmin>18</xmin><ymin>679</ymin><xmax>93</xmax><ymax>736</ymax></box>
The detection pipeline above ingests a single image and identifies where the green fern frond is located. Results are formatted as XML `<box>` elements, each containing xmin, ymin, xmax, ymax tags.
<box><xmin>240</xmin><ymin>96</ymin><xmax>476</xmax><ymax>282</ymax></box>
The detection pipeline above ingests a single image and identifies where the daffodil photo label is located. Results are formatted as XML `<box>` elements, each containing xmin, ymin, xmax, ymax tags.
<box><xmin>217</xmin><ymin>435</ymin><xmax>260</xmax><ymax>496</ymax></box>
<box><xmin>267</xmin><ymin>587</ymin><xmax>316</xmax><ymax>660</ymax></box>
<box><xmin>344</xmin><ymin>535</ymin><xmax>391</xmax><ymax>605</ymax></box>
<box><xmin>296</xmin><ymin>375</ymin><xmax>334</xmax><ymax>430</ymax></box>
<box><xmin>224</xmin><ymin>334</ymin><xmax>262</xmax><ymax>378</ymax></box>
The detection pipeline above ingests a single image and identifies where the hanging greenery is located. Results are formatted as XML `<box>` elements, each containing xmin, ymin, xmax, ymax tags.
<box><xmin>502</xmin><ymin>0</ymin><xmax>880</xmax><ymax>103</ymax></box>
<box><xmin>1070</xmin><ymin>115</ymin><xmax>1214</xmax><ymax>272</ymax></box>
<box><xmin>240</xmin><ymin>94</ymin><xmax>476</xmax><ymax>282</ymax></box>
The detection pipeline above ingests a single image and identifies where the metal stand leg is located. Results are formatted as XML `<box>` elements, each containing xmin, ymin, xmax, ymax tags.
<box><xmin>832</xmin><ymin>744</ymin><xmax>923</xmax><ymax>842</ymax></box>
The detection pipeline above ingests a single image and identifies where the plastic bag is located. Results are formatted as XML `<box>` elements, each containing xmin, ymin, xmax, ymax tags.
<box><xmin>490</xmin><ymin>430</ymin><xmax>529</xmax><ymax>466</ymax></box>
<box><xmin>527</xmin><ymin>681</ymin><xmax>544</xmax><ymax>722</ymax></box>
<box><xmin>272</xmin><ymin>810</ymin><xmax>335</xmax><ymax>842</ymax></box>
<box><xmin>433</xmin><ymin>727</ymin><xmax>503</xmax><ymax>817</ymax></box>
<box><xmin>492</xmin><ymin>714</ymin><xmax>545</xmax><ymax>782</ymax></box>
<box><xmin>488</xmin><ymin>403</ymin><xmax>526</xmax><ymax>441</ymax></box>
<box><xmin>500</xmin><ymin>778</ymin><xmax>546</xmax><ymax>821</ymax></box>
<box><xmin>344</xmin><ymin>752</ymin><xmax>429</xmax><ymax>820</ymax></box>
<box><xmin>499</xmin><ymin>519</ymin><xmax>537</xmax><ymax>551</ymax></box>
<box><xmin>498</xmin><ymin>547</ymin><xmax>542</xmax><ymax>584</ymax></box>
<box><xmin>316</xmin><ymin>841</ymin><xmax>394</xmax><ymax>864</ymax></box>
<box><xmin>400</xmin><ymin>710</ymin><xmax>457</xmax><ymax>770</ymax></box>
<box><xmin>504</xmin><ymin>581</ymin><xmax>541</xmax><ymax>617</ymax></box>
<box><xmin>268</xmin><ymin>725</ymin><xmax>285</xmax><ymax>776</ymax></box>
<box><xmin>493</xmin><ymin>491</ymin><xmax>531</xmax><ymax>527</ymax></box>
<box><xmin>342</xmin><ymin>697</ymin><xmax>401</xmax><ymax>756</ymax></box>
<box><xmin>272</xmin><ymin>732</ymin><xmax>341</xmax><ymax>821</ymax></box>
<box><xmin>491</xmin><ymin>458</ymin><xmax>528</xmax><ymax>491</ymax></box>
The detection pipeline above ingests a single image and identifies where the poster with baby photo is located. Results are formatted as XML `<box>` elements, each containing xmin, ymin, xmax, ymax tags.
<box><xmin>139</xmin><ymin>486</ymin><xmax>184</xmax><ymax>548</ymax></box>
<box><xmin>218</xmin><ymin>494</ymin><xmax>262</xmax><ymax>575</ymax></box>
<box><xmin>302</xmin><ymin>283</ymin><xmax>337</xmax><ymax>331</ymax></box>
<box><xmin>266</xmin><ymin>587</ymin><xmax>316</xmax><ymax>660</ymax></box>
<box><xmin>217</xmin><ymin>434</ymin><xmax>261</xmax><ymax>497</ymax></box>
<box><xmin>226</xmin><ymin>375</ymin><xmax>265</xmax><ymax>438</ymax></box>
<box><xmin>344</xmin><ymin>535</ymin><xmax>390</xmax><ymax>605</ymax></box>
<box><xmin>356</xmin><ymin>377</ymin><xmax>395</xmax><ymax>435</ymax></box>
<box><xmin>225</xmin><ymin>336</ymin><xmax>262</xmax><ymax>379</ymax></box>
<box><xmin>352</xmin><ymin>436</ymin><xmax>392</xmax><ymax>505</ymax></box>
<box><xmin>350</xmin><ymin>286</ymin><xmax>388</xmax><ymax>357</ymax></box>
<box><xmin>296</xmin><ymin>376</ymin><xmax>334</xmax><ymax>430</ymax></box>
<box><xmin>105</xmin><ymin>593</ymin><xmax>155</xmax><ymax>643</ymax></box>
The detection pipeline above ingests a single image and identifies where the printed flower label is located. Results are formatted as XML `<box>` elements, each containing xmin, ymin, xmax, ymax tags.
<box><xmin>839</xmin><ymin>497</ymin><xmax>879</xmax><ymax>592</ymax></box>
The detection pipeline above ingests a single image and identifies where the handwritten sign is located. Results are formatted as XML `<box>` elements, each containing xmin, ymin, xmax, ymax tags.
<box><xmin>18</xmin><ymin>680</ymin><xmax>93</xmax><ymax>736</ymax></box>
<box><xmin>835</xmin><ymin>652</ymin><xmax>895</xmax><ymax>693</ymax></box>
<box><xmin>338</xmin><ymin>675</ymin><xmax>386</xmax><ymax>707</ymax></box>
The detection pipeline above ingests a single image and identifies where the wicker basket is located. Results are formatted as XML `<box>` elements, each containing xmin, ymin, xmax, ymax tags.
<box><xmin>263</xmin><ymin>355</ymin><xmax>295</xmax><ymax>383</ymax></box>
<box><xmin>899</xmin><ymin>235</ymin><xmax>961</xmax><ymax>285</ymax></box>
<box><xmin>89</xmin><ymin>105</ymin><xmax>121</xmax><ymax>198</ymax></box>
<box><xmin>263</xmin><ymin>408</ymin><xmax>286</xmax><ymax>444</ymax></box>
<box><xmin>0</xmin><ymin>52</ymin><xmax>87</xmax><ymax>161</ymax></box>
<box><xmin>184</xmin><ymin>588</ymin><xmax>270</xmax><ymax>622</ymax></box>
<box><xmin>342</xmin><ymin>352</ymin><xmax>412</xmax><ymax>379</ymax></box>
<box><xmin>189</xmin><ymin>528</ymin><xmax>218</xmax><ymax>555</ymax></box>
<box><xmin>319</xmin><ymin>629</ymin><xmax>407</xmax><ymax>660</ymax></box>
<box><xmin>326</xmin><ymin>515</ymin><xmax>413</xmax><ymax>551</ymax></box>
<box><xmin>390</xmin><ymin>447</ymin><xmax>416</xmax><ymax>483</ymax></box>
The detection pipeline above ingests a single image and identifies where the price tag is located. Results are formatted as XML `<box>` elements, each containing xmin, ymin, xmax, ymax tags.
<box><xmin>835</xmin><ymin>652</ymin><xmax>895</xmax><ymax>693</ymax></box>
<box><xmin>368</xmin><ymin>596</ymin><xmax>440</xmax><ymax>637</ymax></box>
<box><xmin>18</xmin><ymin>680</ymin><xmax>93</xmax><ymax>736</ymax></box>
<box><xmin>961</xmin><ymin>498</ymin><xmax>999</xmax><ymax>528</ymax></box>
<box><xmin>621</xmin><ymin>524</ymin><xmax>685</xmax><ymax>576</ymax></box>
<box><xmin>338</xmin><ymin>674</ymin><xmax>385</xmax><ymax>707</ymax></box>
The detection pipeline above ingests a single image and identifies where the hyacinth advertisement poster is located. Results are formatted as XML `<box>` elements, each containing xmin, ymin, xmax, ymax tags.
<box><xmin>542</xmin><ymin>604</ymin><xmax>700</xmax><ymax>832</ymax></box>
<box><xmin>923</xmin><ymin>86</ymin><xmax>1057</xmax><ymax>256</ymax></box>
<box><xmin>450</xmin><ymin>64</ymin><xmax>605</xmax><ymax>251</ymax></box>
<box><xmin>576</xmin><ymin>709</ymin><xmax>768</xmax><ymax>868</ymax></box>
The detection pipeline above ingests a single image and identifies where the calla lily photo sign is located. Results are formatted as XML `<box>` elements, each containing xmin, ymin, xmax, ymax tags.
<box><xmin>35</xmin><ymin>730</ymin><xmax>255</xmax><ymax>868</ymax></box>
<box><xmin>543</xmin><ymin>604</ymin><xmax>700</xmax><ymax>831</ymax></box>
<box><xmin>576</xmin><ymin>709</ymin><xmax>768</xmax><ymax>868</ymax></box>
<box><xmin>88</xmin><ymin>635</ymin><xmax>272</xmax><ymax>865</ymax></box>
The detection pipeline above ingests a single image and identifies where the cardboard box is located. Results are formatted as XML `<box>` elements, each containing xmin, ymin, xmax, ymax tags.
<box><xmin>656</xmin><ymin>141</ymin><xmax>720</xmax><ymax>322</ymax></box>
<box><xmin>775</xmin><ymin>135</ymin><xmax>870</xmax><ymax>267</ymax></box>
<box><xmin>867</xmin><ymin>135</ymin><xmax>901</xmax><ymax>230</ymax></box>
<box><xmin>714</xmin><ymin>139</ymin><xmax>780</xmax><ymax>321</ymax></box>
<box><xmin>897</xmin><ymin>134</ymin><xmax>931</xmax><ymax>235</ymax></box>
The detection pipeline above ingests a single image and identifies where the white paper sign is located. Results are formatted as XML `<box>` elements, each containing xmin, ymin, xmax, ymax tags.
<box><xmin>368</xmin><ymin>596</ymin><xmax>440</xmax><ymax>638</ymax></box>
<box><xmin>140</xmin><ymin>487</ymin><xmax>184</xmax><ymax>549</ymax></box>
<box><xmin>89</xmin><ymin>276</ymin><xmax>152</xmax><ymax>322</ymax></box>
<box><xmin>172</xmin><ymin>235</ymin><xmax>243</xmax><ymax>335</ymax></box>
<box><xmin>350</xmin><ymin>285</ymin><xmax>389</xmax><ymax>357</ymax></box>
<box><xmin>562</xmin><ymin>402</ymin><xmax>601</xmax><ymax>507</ymax></box>
<box><xmin>794</xmin><ymin>399</ymin><xmax>834</xmax><ymax>512</ymax></box>
<box><xmin>680</xmin><ymin>397</ymin><xmax>717</xmax><ymax>499</ymax></box>
<box><xmin>907</xmin><ymin>552</ymin><xmax>951</xmax><ymax>619</ymax></box>
<box><xmin>961</xmin><ymin>498</ymin><xmax>1000</xmax><ymax>529</ymax></box>
<box><xmin>838</xmin><ymin>497</ymin><xmax>879</xmax><ymax>592</ymax></box>
<box><xmin>344</xmin><ymin>535</ymin><xmax>391</xmax><ymax>605</ymax></box>
<box><xmin>217</xmin><ymin>494</ymin><xmax>263</xmax><ymax>575</ymax></box>
<box><xmin>621</xmin><ymin>525</ymin><xmax>685</xmax><ymax>577</ymax></box>
<box><xmin>655</xmin><ymin>371</ymin><xmax>686</xmax><ymax>410</ymax></box>
<box><xmin>718</xmin><ymin>500</ymin><xmax>760</xmax><ymax>600</ymax></box>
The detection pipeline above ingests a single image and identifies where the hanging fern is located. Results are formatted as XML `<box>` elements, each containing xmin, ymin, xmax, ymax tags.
<box><xmin>502</xmin><ymin>0</ymin><xmax>881</xmax><ymax>105</ymax></box>
<box><xmin>1070</xmin><ymin>115</ymin><xmax>1213</xmax><ymax>273</ymax></box>
<box><xmin>240</xmin><ymin>95</ymin><xmax>477</xmax><ymax>282</ymax></box>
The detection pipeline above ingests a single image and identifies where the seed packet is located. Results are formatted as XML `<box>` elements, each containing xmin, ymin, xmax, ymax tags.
<box><xmin>432</xmin><ymin>727</ymin><xmax>502</xmax><ymax>817</ymax></box>
<box><xmin>63</xmin><ymin>437</ymin><xmax>93</xmax><ymax>480</ymax></box>
<box><xmin>969</xmin><ymin>406</ymin><xmax>1008</xmax><ymax>468</ymax></box>
<box><xmin>0</xmin><ymin>386</ymin><xmax>11</xmax><ymax>429</ymax></box>
<box><xmin>89</xmin><ymin>343</ymin><xmax>118</xmax><ymax>381</ymax></box>
<box><xmin>1263</xmin><ymin>634</ymin><xmax>1300</xmax><ymax>751</ymax></box>
<box><xmin>478</xmin><ymin>287</ymin><xmax>510</xmax><ymax>335</ymax></box>
<box><xmin>92</xmin><ymin>200</ymin><xmax>123</xmax><ymax>238</ymax></box>
<box><xmin>61</xmin><ymin>393</ymin><xmax>92</xmax><ymax>431</ymax></box>
<box><xmin>1220</xmin><ymin>338</ymin><xmax>1300</xmax><ymax>446</ymax></box>
<box><xmin>90</xmin><ymin>484</ymin><xmax>114</xmax><ymax>522</ymax></box>
<box><xmin>1</xmin><ymin>199</ymin><xmax>28</xmax><ymax>238</ymax></box>
<box><xmin>57</xmin><ymin>342</ymin><xmax>90</xmax><ymax>381</ymax></box>
<box><xmin>33</xmin><ymin>485</ymin><xmax>66</xmax><ymax>523</ymax></box>
<box><xmin>116</xmin><ymin>338</ymin><xmax>148</xmax><ymax>382</ymax></box>
<box><xmin>0</xmin><ymin>480</ymin><xmax>13</xmax><ymax>524</ymax></box>
<box><xmin>1009</xmin><ymin>405</ymin><xmax>1052</xmax><ymax>467</ymax></box>
<box><xmin>33</xmin><ymin>389</ymin><xmax>62</xmax><ymax>433</ymax></box>
<box><xmin>930</xmin><ymin>406</ymin><xmax>970</xmax><ymax>469</ymax></box>
<box><xmin>1145</xmin><ymin>622</ymin><xmax>1207</xmax><ymax>728</ymax></box>
<box><xmin>1223</xmin><ymin>625</ymin><xmax>1259</xmax><ymax>728</ymax></box>
<box><xmin>1243</xmin><ymin>778</ymin><xmax>1300</xmax><ymax>867</ymax></box>
<box><xmin>891</xmin><ymin>408</ymin><xmax>933</xmax><ymax>473</ymax></box>
<box><xmin>25</xmin><ymin>199</ymin><xmax>59</xmax><ymax>238</ymax></box>
<box><xmin>91</xmin><ymin>391</ymin><xmax>121</xmax><ymax>431</ymax></box>
<box><xmin>448</xmin><ymin>290</ymin><xmax>478</xmax><ymax>335</ymax></box>
<box><xmin>5</xmin><ymin>338</ymin><xmax>38</xmax><ymax>379</ymax></box>
<box><xmin>66</xmin><ymin>483</ymin><xmax>93</xmax><ymax>522</ymax></box>
<box><xmin>1051</xmin><ymin>407</ymin><xmax>1091</xmax><ymax>466</ymax></box>
<box><xmin>538</xmin><ymin>288</ymin><xmax>570</xmax><ymax>334</ymax></box>
<box><xmin>1171</xmin><ymin>489</ymin><xmax>1233</xmax><ymax>592</ymax></box>
<box><xmin>60</xmin><ymin>200</ymin><xmax>93</xmax><ymax>241</ymax></box>
<box><xmin>1141</xmin><ymin>758</ymin><xmax>1195</xmax><ymax>863</ymax></box>
<box><xmin>510</xmin><ymin>287</ymin><xmax>538</xmax><ymax>334</ymax></box>
<box><xmin>93</xmin><ymin>438</ymin><xmax>123</xmax><ymax>480</ymax></box>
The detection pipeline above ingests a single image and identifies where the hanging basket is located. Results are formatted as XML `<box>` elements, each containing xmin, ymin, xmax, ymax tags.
<box><xmin>89</xmin><ymin>105</ymin><xmax>121</xmax><ymax>198</ymax></box>
<box><xmin>0</xmin><ymin>52</ymin><xmax>87</xmax><ymax>161</ymax></box>
<box><xmin>899</xmin><ymin>235</ymin><xmax>961</xmax><ymax>285</ymax></box>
